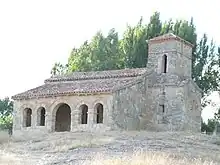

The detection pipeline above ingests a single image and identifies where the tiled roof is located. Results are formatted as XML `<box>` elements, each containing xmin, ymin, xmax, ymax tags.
<box><xmin>148</xmin><ymin>33</ymin><xmax>194</xmax><ymax>47</ymax></box>
<box><xmin>45</xmin><ymin>68</ymin><xmax>147</xmax><ymax>82</ymax></box>
<box><xmin>12</xmin><ymin>68</ymin><xmax>147</xmax><ymax>100</ymax></box>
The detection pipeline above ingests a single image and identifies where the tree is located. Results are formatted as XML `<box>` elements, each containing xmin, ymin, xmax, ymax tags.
<box><xmin>201</xmin><ymin>119</ymin><xmax>207</xmax><ymax>132</ymax></box>
<box><xmin>214</xmin><ymin>108</ymin><xmax>220</xmax><ymax>121</ymax></box>
<box><xmin>50</xmin><ymin>12</ymin><xmax>220</xmax><ymax>109</ymax></box>
<box><xmin>51</xmin><ymin>62</ymin><xmax>69</xmax><ymax>77</ymax></box>
<box><xmin>67</xmin><ymin>29</ymin><xmax>122</xmax><ymax>72</ymax></box>
<box><xmin>201</xmin><ymin>119</ymin><xmax>219</xmax><ymax>134</ymax></box>
<box><xmin>0</xmin><ymin>97</ymin><xmax>13</xmax><ymax>130</ymax></box>
<box><xmin>194</xmin><ymin>35</ymin><xmax>220</xmax><ymax>100</ymax></box>
<box><xmin>0</xmin><ymin>97</ymin><xmax>13</xmax><ymax>117</ymax></box>
<box><xmin>89</xmin><ymin>29</ymin><xmax>121</xmax><ymax>71</ymax></box>
<box><xmin>120</xmin><ymin>18</ymin><xmax>148</xmax><ymax>68</ymax></box>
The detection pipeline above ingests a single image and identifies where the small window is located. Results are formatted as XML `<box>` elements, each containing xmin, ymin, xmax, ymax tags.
<box><xmin>162</xmin><ymin>54</ymin><xmax>167</xmax><ymax>73</ymax></box>
<box><xmin>159</xmin><ymin>104</ymin><xmax>165</xmax><ymax>113</ymax></box>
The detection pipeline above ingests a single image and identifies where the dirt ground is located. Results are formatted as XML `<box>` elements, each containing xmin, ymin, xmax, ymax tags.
<box><xmin>0</xmin><ymin>131</ymin><xmax>220</xmax><ymax>165</ymax></box>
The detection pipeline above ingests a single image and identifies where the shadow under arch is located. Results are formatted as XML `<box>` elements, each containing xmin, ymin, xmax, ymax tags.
<box><xmin>36</xmin><ymin>106</ymin><xmax>46</xmax><ymax>126</ymax></box>
<box><xmin>94</xmin><ymin>103</ymin><xmax>104</xmax><ymax>124</ymax></box>
<box><xmin>79</xmin><ymin>104</ymin><xmax>88</xmax><ymax>124</ymax></box>
<box><xmin>52</xmin><ymin>103</ymin><xmax>71</xmax><ymax>132</ymax></box>
<box><xmin>23</xmin><ymin>108</ymin><xmax>32</xmax><ymax>127</ymax></box>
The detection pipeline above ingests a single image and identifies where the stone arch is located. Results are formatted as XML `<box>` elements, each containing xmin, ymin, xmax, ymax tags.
<box><xmin>50</xmin><ymin>99</ymin><xmax>67</xmax><ymax>110</ymax></box>
<box><xmin>76</xmin><ymin>100</ymin><xmax>90</xmax><ymax>109</ymax></box>
<box><xmin>23</xmin><ymin>108</ymin><xmax>32</xmax><ymax>127</ymax></box>
<box><xmin>20</xmin><ymin>104</ymin><xmax>34</xmax><ymax>110</ymax></box>
<box><xmin>94</xmin><ymin>103</ymin><xmax>104</xmax><ymax>124</ymax></box>
<box><xmin>52</xmin><ymin>103</ymin><xmax>71</xmax><ymax>132</ymax></box>
<box><xmin>37</xmin><ymin>107</ymin><xmax>46</xmax><ymax>126</ymax></box>
<box><xmin>79</xmin><ymin>104</ymin><xmax>88</xmax><ymax>124</ymax></box>
<box><xmin>92</xmin><ymin>100</ymin><xmax>105</xmax><ymax>109</ymax></box>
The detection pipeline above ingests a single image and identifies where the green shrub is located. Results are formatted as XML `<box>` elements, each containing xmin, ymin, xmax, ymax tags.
<box><xmin>0</xmin><ymin>115</ymin><xmax>12</xmax><ymax>134</ymax></box>
<box><xmin>201</xmin><ymin>119</ymin><xmax>219</xmax><ymax>134</ymax></box>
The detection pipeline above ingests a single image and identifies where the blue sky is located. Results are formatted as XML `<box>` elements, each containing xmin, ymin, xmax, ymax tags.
<box><xmin>0</xmin><ymin>0</ymin><xmax>219</xmax><ymax>121</ymax></box>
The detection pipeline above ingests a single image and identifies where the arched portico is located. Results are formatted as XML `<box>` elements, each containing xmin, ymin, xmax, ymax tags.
<box><xmin>79</xmin><ymin>104</ymin><xmax>88</xmax><ymax>124</ymax></box>
<box><xmin>52</xmin><ymin>103</ymin><xmax>71</xmax><ymax>132</ymax></box>
<box><xmin>37</xmin><ymin>107</ymin><xmax>46</xmax><ymax>126</ymax></box>
<box><xmin>94</xmin><ymin>103</ymin><xmax>104</xmax><ymax>124</ymax></box>
<box><xmin>23</xmin><ymin>108</ymin><xmax>32</xmax><ymax>127</ymax></box>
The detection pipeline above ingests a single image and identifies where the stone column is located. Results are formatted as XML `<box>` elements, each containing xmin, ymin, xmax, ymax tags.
<box><xmin>31</xmin><ymin>110</ymin><xmax>36</xmax><ymax>128</ymax></box>
<box><xmin>13</xmin><ymin>108</ymin><xmax>21</xmax><ymax>130</ymax></box>
<box><xmin>45</xmin><ymin>111</ymin><xmax>53</xmax><ymax>133</ymax></box>
<box><xmin>88</xmin><ymin>109</ymin><xmax>94</xmax><ymax>125</ymax></box>
<box><xmin>71</xmin><ymin>110</ymin><xmax>80</xmax><ymax>131</ymax></box>
<box><xmin>34</xmin><ymin>110</ymin><xmax>39</xmax><ymax>128</ymax></box>
<box><xmin>93</xmin><ymin>111</ymin><xmax>97</xmax><ymax>124</ymax></box>
<box><xmin>105</xmin><ymin>102</ymin><xmax>112</xmax><ymax>127</ymax></box>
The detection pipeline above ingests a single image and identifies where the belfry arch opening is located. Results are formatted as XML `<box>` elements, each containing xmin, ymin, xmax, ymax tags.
<box><xmin>55</xmin><ymin>103</ymin><xmax>71</xmax><ymax>132</ymax></box>
<box><xmin>95</xmin><ymin>103</ymin><xmax>103</xmax><ymax>124</ymax></box>
<box><xmin>23</xmin><ymin>108</ymin><xmax>32</xmax><ymax>127</ymax></box>
<box><xmin>162</xmin><ymin>54</ymin><xmax>167</xmax><ymax>73</ymax></box>
<box><xmin>80</xmin><ymin>104</ymin><xmax>88</xmax><ymax>124</ymax></box>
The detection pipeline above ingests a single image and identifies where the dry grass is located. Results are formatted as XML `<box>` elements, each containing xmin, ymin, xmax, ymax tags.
<box><xmin>89</xmin><ymin>151</ymin><xmax>217</xmax><ymax>165</ymax></box>
<box><xmin>25</xmin><ymin>132</ymin><xmax>114</xmax><ymax>152</ymax></box>
<box><xmin>212</xmin><ymin>138</ymin><xmax>220</xmax><ymax>145</ymax></box>
<box><xmin>0</xmin><ymin>130</ymin><xmax>10</xmax><ymax>144</ymax></box>
<box><xmin>0</xmin><ymin>151</ymin><xmax>27</xmax><ymax>165</ymax></box>
<box><xmin>0</xmin><ymin>151</ymin><xmax>216</xmax><ymax>165</ymax></box>
<box><xmin>0</xmin><ymin>131</ymin><xmax>220</xmax><ymax>165</ymax></box>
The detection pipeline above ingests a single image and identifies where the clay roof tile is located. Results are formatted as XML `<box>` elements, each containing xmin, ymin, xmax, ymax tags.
<box><xmin>12</xmin><ymin>68</ymin><xmax>147</xmax><ymax>100</ymax></box>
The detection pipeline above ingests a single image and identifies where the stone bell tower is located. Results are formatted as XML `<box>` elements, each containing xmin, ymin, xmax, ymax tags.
<box><xmin>145</xmin><ymin>33</ymin><xmax>201</xmax><ymax>132</ymax></box>
<box><xmin>147</xmin><ymin>33</ymin><xmax>194</xmax><ymax>78</ymax></box>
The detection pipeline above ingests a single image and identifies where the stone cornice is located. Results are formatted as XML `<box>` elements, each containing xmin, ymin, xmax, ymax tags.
<box><xmin>148</xmin><ymin>33</ymin><xmax>194</xmax><ymax>48</ymax></box>
<box><xmin>12</xmin><ymin>91</ymin><xmax>111</xmax><ymax>101</ymax></box>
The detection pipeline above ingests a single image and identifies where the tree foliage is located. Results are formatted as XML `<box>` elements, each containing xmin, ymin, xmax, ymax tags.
<box><xmin>0</xmin><ymin>97</ymin><xmax>13</xmax><ymax>130</ymax></box>
<box><xmin>201</xmin><ymin>118</ymin><xmax>219</xmax><ymax>134</ymax></box>
<box><xmin>214</xmin><ymin>108</ymin><xmax>220</xmax><ymax>121</ymax></box>
<box><xmin>0</xmin><ymin>97</ymin><xmax>13</xmax><ymax>117</ymax></box>
<box><xmin>51</xmin><ymin>12</ymin><xmax>220</xmax><ymax>108</ymax></box>
<box><xmin>51</xmin><ymin>62</ymin><xmax>69</xmax><ymax>77</ymax></box>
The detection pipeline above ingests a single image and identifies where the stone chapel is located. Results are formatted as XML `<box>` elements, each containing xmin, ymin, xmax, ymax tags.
<box><xmin>11</xmin><ymin>33</ymin><xmax>202</xmax><ymax>138</ymax></box>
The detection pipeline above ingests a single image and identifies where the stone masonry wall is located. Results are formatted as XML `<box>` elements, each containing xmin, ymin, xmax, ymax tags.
<box><xmin>111</xmin><ymin>76</ymin><xmax>148</xmax><ymax>130</ymax></box>
<box><xmin>145</xmin><ymin>37</ymin><xmax>201</xmax><ymax>132</ymax></box>
<box><xmin>12</xmin><ymin>94</ymin><xmax>113</xmax><ymax>139</ymax></box>
<box><xmin>145</xmin><ymin>75</ymin><xmax>201</xmax><ymax>132</ymax></box>
<box><xmin>147</xmin><ymin>40</ymin><xmax>192</xmax><ymax>78</ymax></box>
<box><xmin>147</xmin><ymin>83</ymin><xmax>186</xmax><ymax>131</ymax></box>
<box><xmin>182</xmin><ymin>81</ymin><xmax>202</xmax><ymax>132</ymax></box>
<box><xmin>111</xmin><ymin>73</ymin><xmax>201</xmax><ymax>132</ymax></box>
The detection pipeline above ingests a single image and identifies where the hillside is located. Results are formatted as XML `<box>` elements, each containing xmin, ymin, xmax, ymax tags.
<box><xmin>0</xmin><ymin>131</ymin><xmax>220</xmax><ymax>165</ymax></box>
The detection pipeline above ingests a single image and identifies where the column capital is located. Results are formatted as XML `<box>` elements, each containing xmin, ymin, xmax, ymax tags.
<box><xmin>88</xmin><ymin>109</ymin><xmax>95</xmax><ymax>114</ymax></box>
